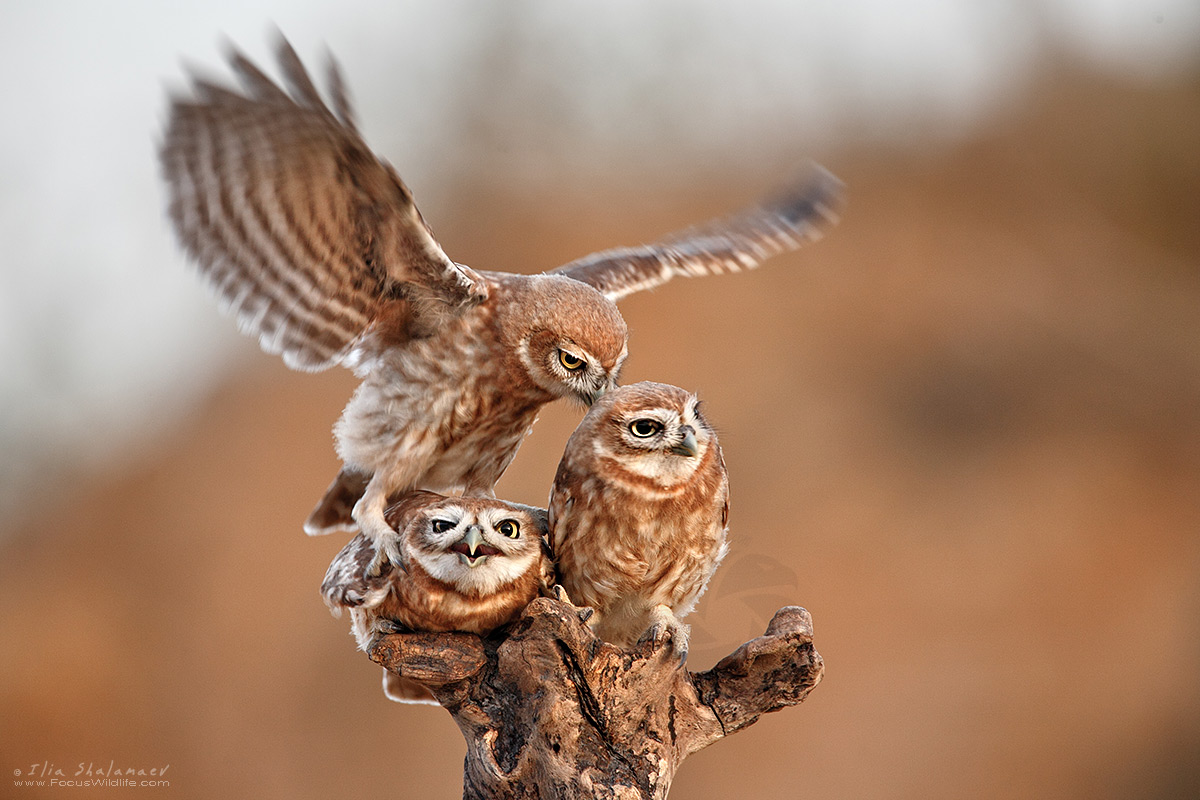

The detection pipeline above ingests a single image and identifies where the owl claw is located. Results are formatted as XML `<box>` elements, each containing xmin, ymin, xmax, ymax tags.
<box><xmin>549</xmin><ymin>585</ymin><xmax>595</xmax><ymax>624</ymax></box>
<box><xmin>375</xmin><ymin>618</ymin><xmax>407</xmax><ymax>636</ymax></box>
<box><xmin>364</xmin><ymin>532</ymin><xmax>405</xmax><ymax>578</ymax></box>
<box><xmin>638</xmin><ymin>622</ymin><xmax>666</xmax><ymax>648</ymax></box>
<box><xmin>638</xmin><ymin>612</ymin><xmax>690</xmax><ymax>664</ymax></box>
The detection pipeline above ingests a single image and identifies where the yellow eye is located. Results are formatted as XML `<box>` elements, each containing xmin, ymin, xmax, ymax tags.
<box><xmin>558</xmin><ymin>350</ymin><xmax>585</xmax><ymax>371</ymax></box>
<box><xmin>497</xmin><ymin>519</ymin><xmax>520</xmax><ymax>539</ymax></box>
<box><xmin>629</xmin><ymin>419</ymin><xmax>663</xmax><ymax>438</ymax></box>
<box><xmin>431</xmin><ymin>519</ymin><xmax>455</xmax><ymax>533</ymax></box>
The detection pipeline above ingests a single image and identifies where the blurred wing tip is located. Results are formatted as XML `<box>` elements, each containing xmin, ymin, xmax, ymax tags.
<box><xmin>218</xmin><ymin>38</ymin><xmax>266</xmax><ymax>82</ymax></box>
<box><xmin>814</xmin><ymin>199</ymin><xmax>841</xmax><ymax>224</ymax></box>
<box><xmin>324</xmin><ymin>48</ymin><xmax>358</xmax><ymax>131</ymax></box>
<box><xmin>799</xmin><ymin>164</ymin><xmax>846</xmax><ymax>212</ymax></box>
<box><xmin>790</xmin><ymin>160</ymin><xmax>843</xmax><ymax>194</ymax></box>
<box><xmin>272</xmin><ymin>34</ymin><xmax>301</xmax><ymax>66</ymax></box>
<box><xmin>280</xmin><ymin>347</ymin><xmax>336</xmax><ymax>373</ymax></box>
<box><xmin>266</xmin><ymin>23</ymin><xmax>292</xmax><ymax>49</ymax></box>
<box><xmin>171</xmin><ymin>54</ymin><xmax>239</xmax><ymax>106</ymax></box>
<box><xmin>764</xmin><ymin>159</ymin><xmax>839</xmax><ymax>197</ymax></box>
<box><xmin>807</xmin><ymin>161</ymin><xmax>844</xmax><ymax>187</ymax></box>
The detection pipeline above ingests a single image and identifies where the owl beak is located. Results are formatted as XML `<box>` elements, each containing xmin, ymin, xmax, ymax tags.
<box><xmin>671</xmin><ymin>427</ymin><xmax>699</xmax><ymax>458</ymax></box>
<box><xmin>584</xmin><ymin>376</ymin><xmax>618</xmax><ymax>406</ymax></box>
<box><xmin>451</xmin><ymin>526</ymin><xmax>499</xmax><ymax>568</ymax></box>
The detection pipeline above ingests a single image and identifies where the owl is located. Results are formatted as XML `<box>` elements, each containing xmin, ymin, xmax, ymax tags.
<box><xmin>549</xmin><ymin>382</ymin><xmax>729</xmax><ymax>659</ymax></box>
<box><xmin>321</xmin><ymin>491</ymin><xmax>552</xmax><ymax>703</ymax></box>
<box><xmin>160</xmin><ymin>35</ymin><xmax>838</xmax><ymax>576</ymax></box>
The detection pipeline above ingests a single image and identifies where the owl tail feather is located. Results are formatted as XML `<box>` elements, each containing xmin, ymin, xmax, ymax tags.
<box><xmin>382</xmin><ymin>669</ymin><xmax>439</xmax><ymax>705</ymax></box>
<box><xmin>304</xmin><ymin>467</ymin><xmax>369</xmax><ymax>536</ymax></box>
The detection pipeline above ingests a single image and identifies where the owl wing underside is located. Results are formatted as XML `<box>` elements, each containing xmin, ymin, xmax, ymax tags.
<box><xmin>547</xmin><ymin>478</ymin><xmax>573</xmax><ymax>558</ymax></box>
<box><xmin>321</xmin><ymin>532</ymin><xmax>392</xmax><ymax>613</ymax></box>
<box><xmin>552</xmin><ymin>164</ymin><xmax>842</xmax><ymax>302</ymax></box>
<box><xmin>161</xmin><ymin>35</ymin><xmax>487</xmax><ymax>371</ymax></box>
<box><xmin>304</xmin><ymin>466</ymin><xmax>369</xmax><ymax>536</ymax></box>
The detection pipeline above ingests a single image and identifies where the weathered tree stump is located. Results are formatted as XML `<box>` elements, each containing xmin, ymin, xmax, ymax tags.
<box><xmin>368</xmin><ymin>597</ymin><xmax>823</xmax><ymax>799</ymax></box>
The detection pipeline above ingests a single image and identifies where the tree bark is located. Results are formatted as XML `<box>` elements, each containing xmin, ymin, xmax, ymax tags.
<box><xmin>368</xmin><ymin>598</ymin><xmax>823</xmax><ymax>799</ymax></box>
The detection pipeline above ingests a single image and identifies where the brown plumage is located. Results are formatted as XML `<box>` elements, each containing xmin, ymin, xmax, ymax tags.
<box><xmin>550</xmin><ymin>382</ymin><xmax>729</xmax><ymax>659</ymax></box>
<box><xmin>321</xmin><ymin>491</ymin><xmax>552</xmax><ymax>703</ymax></box>
<box><xmin>160</xmin><ymin>35</ymin><xmax>838</xmax><ymax>577</ymax></box>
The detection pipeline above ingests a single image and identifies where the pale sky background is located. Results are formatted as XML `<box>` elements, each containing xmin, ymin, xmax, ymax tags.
<box><xmin>1</xmin><ymin>0</ymin><xmax>1197</xmax><ymax>528</ymax></box>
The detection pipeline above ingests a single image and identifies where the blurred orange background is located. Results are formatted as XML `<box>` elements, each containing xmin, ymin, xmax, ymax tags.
<box><xmin>2</xmin><ymin>5</ymin><xmax>1198</xmax><ymax>799</ymax></box>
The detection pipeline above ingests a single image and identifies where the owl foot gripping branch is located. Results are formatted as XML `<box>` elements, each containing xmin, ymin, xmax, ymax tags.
<box><xmin>162</xmin><ymin>32</ymin><xmax>839</xmax><ymax>798</ymax></box>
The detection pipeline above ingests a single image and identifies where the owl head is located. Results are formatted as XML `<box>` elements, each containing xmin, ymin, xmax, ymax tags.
<box><xmin>393</xmin><ymin>492</ymin><xmax>549</xmax><ymax>597</ymax></box>
<box><xmin>501</xmin><ymin>274</ymin><xmax>628</xmax><ymax>405</ymax></box>
<box><xmin>577</xmin><ymin>381</ymin><xmax>717</xmax><ymax>489</ymax></box>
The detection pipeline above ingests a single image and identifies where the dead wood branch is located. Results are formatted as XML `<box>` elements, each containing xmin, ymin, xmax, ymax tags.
<box><xmin>369</xmin><ymin>598</ymin><xmax>822</xmax><ymax>799</ymax></box>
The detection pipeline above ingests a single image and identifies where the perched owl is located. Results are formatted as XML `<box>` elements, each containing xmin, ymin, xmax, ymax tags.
<box><xmin>322</xmin><ymin>491</ymin><xmax>552</xmax><ymax>703</ymax></box>
<box><xmin>160</xmin><ymin>36</ymin><xmax>838</xmax><ymax>576</ymax></box>
<box><xmin>549</xmin><ymin>382</ymin><xmax>729</xmax><ymax>659</ymax></box>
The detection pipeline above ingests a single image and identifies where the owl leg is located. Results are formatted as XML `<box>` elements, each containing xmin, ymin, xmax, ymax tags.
<box><xmin>353</xmin><ymin>479</ymin><xmax>404</xmax><ymax>578</ymax></box>
<box><xmin>638</xmin><ymin>604</ymin><xmax>690</xmax><ymax>663</ymax></box>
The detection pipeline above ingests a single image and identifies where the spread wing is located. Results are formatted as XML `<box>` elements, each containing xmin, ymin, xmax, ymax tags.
<box><xmin>552</xmin><ymin>165</ymin><xmax>842</xmax><ymax>302</ymax></box>
<box><xmin>160</xmin><ymin>35</ymin><xmax>487</xmax><ymax>371</ymax></box>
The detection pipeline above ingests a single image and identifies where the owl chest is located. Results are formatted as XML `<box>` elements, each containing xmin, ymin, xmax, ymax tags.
<box><xmin>336</xmin><ymin>336</ymin><xmax>545</xmax><ymax>484</ymax></box>
<box><xmin>382</xmin><ymin>575</ymin><xmax>524</xmax><ymax>635</ymax></box>
<box><xmin>563</xmin><ymin>482</ymin><xmax>724</xmax><ymax>606</ymax></box>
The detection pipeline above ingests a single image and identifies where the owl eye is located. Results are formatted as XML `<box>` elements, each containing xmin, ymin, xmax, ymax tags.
<box><xmin>629</xmin><ymin>419</ymin><xmax>663</xmax><ymax>438</ymax></box>
<box><xmin>497</xmin><ymin>519</ymin><xmax>521</xmax><ymax>539</ymax></box>
<box><xmin>431</xmin><ymin>519</ymin><xmax>455</xmax><ymax>533</ymax></box>
<box><xmin>558</xmin><ymin>350</ymin><xmax>585</xmax><ymax>371</ymax></box>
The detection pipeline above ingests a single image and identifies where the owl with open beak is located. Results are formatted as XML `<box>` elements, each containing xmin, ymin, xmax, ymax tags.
<box><xmin>321</xmin><ymin>491</ymin><xmax>552</xmax><ymax>702</ymax></box>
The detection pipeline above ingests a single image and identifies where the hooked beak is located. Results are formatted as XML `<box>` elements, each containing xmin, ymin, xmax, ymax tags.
<box><xmin>463</xmin><ymin>526</ymin><xmax>484</xmax><ymax>554</ymax></box>
<box><xmin>584</xmin><ymin>380</ymin><xmax>614</xmax><ymax>407</ymax></box>
<box><xmin>670</xmin><ymin>426</ymin><xmax>699</xmax><ymax>458</ymax></box>
<box><xmin>449</xmin><ymin>526</ymin><xmax>500</xmax><ymax>568</ymax></box>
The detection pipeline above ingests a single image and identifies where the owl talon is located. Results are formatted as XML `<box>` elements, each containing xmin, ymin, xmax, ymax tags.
<box><xmin>638</xmin><ymin>611</ymin><xmax>690</xmax><ymax>664</ymax></box>
<box><xmin>638</xmin><ymin>622</ymin><xmax>668</xmax><ymax>649</ymax></box>
<box><xmin>550</xmin><ymin>585</ymin><xmax>595</xmax><ymax>623</ymax></box>
<box><xmin>364</xmin><ymin>532</ymin><xmax>406</xmax><ymax>578</ymax></box>
<box><xmin>375</xmin><ymin>618</ymin><xmax>407</xmax><ymax>636</ymax></box>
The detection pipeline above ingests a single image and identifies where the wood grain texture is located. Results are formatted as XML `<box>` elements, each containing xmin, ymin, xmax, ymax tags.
<box><xmin>369</xmin><ymin>598</ymin><xmax>822</xmax><ymax>799</ymax></box>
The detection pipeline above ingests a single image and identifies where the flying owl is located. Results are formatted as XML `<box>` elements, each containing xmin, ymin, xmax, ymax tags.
<box><xmin>549</xmin><ymin>381</ymin><xmax>729</xmax><ymax>659</ymax></box>
<box><xmin>322</xmin><ymin>491</ymin><xmax>552</xmax><ymax>703</ymax></box>
<box><xmin>160</xmin><ymin>35</ymin><xmax>839</xmax><ymax>576</ymax></box>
